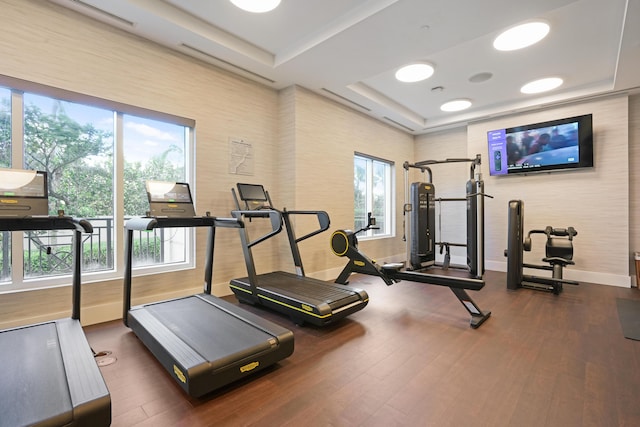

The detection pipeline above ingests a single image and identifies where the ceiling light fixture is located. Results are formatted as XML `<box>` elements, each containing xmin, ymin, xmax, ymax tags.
<box><xmin>230</xmin><ymin>0</ymin><xmax>281</xmax><ymax>13</ymax></box>
<box><xmin>493</xmin><ymin>21</ymin><xmax>550</xmax><ymax>51</ymax></box>
<box><xmin>395</xmin><ymin>62</ymin><xmax>435</xmax><ymax>83</ymax></box>
<box><xmin>440</xmin><ymin>99</ymin><xmax>472</xmax><ymax>112</ymax></box>
<box><xmin>520</xmin><ymin>77</ymin><xmax>563</xmax><ymax>94</ymax></box>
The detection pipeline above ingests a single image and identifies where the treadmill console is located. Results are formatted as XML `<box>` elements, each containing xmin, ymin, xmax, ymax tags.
<box><xmin>0</xmin><ymin>169</ymin><xmax>48</xmax><ymax>217</ymax></box>
<box><xmin>236</xmin><ymin>183</ymin><xmax>270</xmax><ymax>210</ymax></box>
<box><xmin>146</xmin><ymin>180</ymin><xmax>196</xmax><ymax>217</ymax></box>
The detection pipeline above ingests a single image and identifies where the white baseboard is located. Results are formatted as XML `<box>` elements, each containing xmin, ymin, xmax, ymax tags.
<box><xmin>0</xmin><ymin>281</ymin><xmax>237</xmax><ymax>330</ymax></box>
<box><xmin>5</xmin><ymin>258</ymin><xmax>629</xmax><ymax>331</ymax></box>
<box><xmin>81</xmin><ymin>281</ymin><xmax>235</xmax><ymax>326</ymax></box>
<box><xmin>316</xmin><ymin>255</ymin><xmax>632</xmax><ymax>289</ymax></box>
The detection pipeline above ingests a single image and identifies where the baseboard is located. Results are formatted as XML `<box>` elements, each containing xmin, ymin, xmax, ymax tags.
<box><xmin>0</xmin><ymin>281</ymin><xmax>237</xmax><ymax>330</ymax></box>
<box><xmin>81</xmin><ymin>281</ymin><xmax>235</xmax><ymax>326</ymax></box>
<box><xmin>315</xmin><ymin>256</ymin><xmax>632</xmax><ymax>289</ymax></box>
<box><xmin>19</xmin><ymin>257</ymin><xmax>624</xmax><ymax>330</ymax></box>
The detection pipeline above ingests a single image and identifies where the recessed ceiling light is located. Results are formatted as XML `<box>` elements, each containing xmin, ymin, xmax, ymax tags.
<box><xmin>520</xmin><ymin>77</ymin><xmax>563</xmax><ymax>94</ymax></box>
<box><xmin>440</xmin><ymin>99</ymin><xmax>472</xmax><ymax>112</ymax></box>
<box><xmin>395</xmin><ymin>62</ymin><xmax>435</xmax><ymax>83</ymax></box>
<box><xmin>493</xmin><ymin>21</ymin><xmax>550</xmax><ymax>51</ymax></box>
<box><xmin>230</xmin><ymin>0</ymin><xmax>281</xmax><ymax>13</ymax></box>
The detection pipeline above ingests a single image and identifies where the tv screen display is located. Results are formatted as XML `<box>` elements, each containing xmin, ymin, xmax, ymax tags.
<box><xmin>487</xmin><ymin>114</ymin><xmax>593</xmax><ymax>176</ymax></box>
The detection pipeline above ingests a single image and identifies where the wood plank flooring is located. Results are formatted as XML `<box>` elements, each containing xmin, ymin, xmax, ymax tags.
<box><xmin>85</xmin><ymin>271</ymin><xmax>640</xmax><ymax>426</ymax></box>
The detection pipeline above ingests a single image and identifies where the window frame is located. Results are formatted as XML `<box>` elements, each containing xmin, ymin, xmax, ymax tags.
<box><xmin>0</xmin><ymin>74</ymin><xmax>196</xmax><ymax>293</ymax></box>
<box><xmin>353</xmin><ymin>152</ymin><xmax>395</xmax><ymax>240</ymax></box>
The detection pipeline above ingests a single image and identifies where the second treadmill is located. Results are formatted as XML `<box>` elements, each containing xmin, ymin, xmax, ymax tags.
<box><xmin>123</xmin><ymin>181</ymin><xmax>294</xmax><ymax>397</ymax></box>
<box><xmin>230</xmin><ymin>183</ymin><xmax>369</xmax><ymax>326</ymax></box>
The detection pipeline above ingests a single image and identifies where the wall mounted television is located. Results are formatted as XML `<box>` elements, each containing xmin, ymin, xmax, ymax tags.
<box><xmin>487</xmin><ymin>113</ymin><xmax>593</xmax><ymax>176</ymax></box>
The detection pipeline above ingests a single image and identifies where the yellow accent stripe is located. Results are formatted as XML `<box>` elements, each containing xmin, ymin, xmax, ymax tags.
<box><xmin>258</xmin><ymin>293</ymin><xmax>332</xmax><ymax>319</ymax></box>
<box><xmin>330</xmin><ymin>230</ymin><xmax>349</xmax><ymax>256</ymax></box>
<box><xmin>230</xmin><ymin>284</ymin><xmax>253</xmax><ymax>294</ymax></box>
<box><xmin>229</xmin><ymin>283</ymin><xmax>331</xmax><ymax>319</ymax></box>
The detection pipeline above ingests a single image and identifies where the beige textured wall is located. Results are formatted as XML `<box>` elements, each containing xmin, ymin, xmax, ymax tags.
<box><xmin>417</xmin><ymin>95</ymin><xmax>632</xmax><ymax>287</ymax></box>
<box><xmin>0</xmin><ymin>0</ymin><xmax>282</xmax><ymax>328</ymax></box>
<box><xmin>287</xmin><ymin>87</ymin><xmax>414</xmax><ymax>279</ymax></box>
<box><xmin>0</xmin><ymin>0</ymin><xmax>413</xmax><ymax>328</ymax></box>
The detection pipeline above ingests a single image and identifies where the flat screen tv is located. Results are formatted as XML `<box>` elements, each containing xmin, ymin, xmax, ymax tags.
<box><xmin>487</xmin><ymin>113</ymin><xmax>593</xmax><ymax>176</ymax></box>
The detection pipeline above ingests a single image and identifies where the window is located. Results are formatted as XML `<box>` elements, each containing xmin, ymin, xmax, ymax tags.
<box><xmin>23</xmin><ymin>93</ymin><xmax>114</xmax><ymax>278</ymax></box>
<box><xmin>354</xmin><ymin>153</ymin><xmax>394</xmax><ymax>238</ymax></box>
<box><xmin>0</xmin><ymin>79</ymin><xmax>194</xmax><ymax>291</ymax></box>
<box><xmin>123</xmin><ymin>114</ymin><xmax>189</xmax><ymax>267</ymax></box>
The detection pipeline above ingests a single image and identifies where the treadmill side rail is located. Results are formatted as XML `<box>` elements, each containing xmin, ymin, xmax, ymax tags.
<box><xmin>57</xmin><ymin>318</ymin><xmax>112</xmax><ymax>425</ymax></box>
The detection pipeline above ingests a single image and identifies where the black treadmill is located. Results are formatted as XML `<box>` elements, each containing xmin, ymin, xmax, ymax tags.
<box><xmin>123</xmin><ymin>181</ymin><xmax>294</xmax><ymax>397</ymax></box>
<box><xmin>0</xmin><ymin>169</ymin><xmax>111</xmax><ymax>427</ymax></box>
<box><xmin>230</xmin><ymin>183</ymin><xmax>369</xmax><ymax>326</ymax></box>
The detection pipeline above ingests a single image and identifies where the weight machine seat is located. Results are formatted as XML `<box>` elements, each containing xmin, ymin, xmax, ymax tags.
<box><xmin>382</xmin><ymin>262</ymin><xmax>404</xmax><ymax>271</ymax></box>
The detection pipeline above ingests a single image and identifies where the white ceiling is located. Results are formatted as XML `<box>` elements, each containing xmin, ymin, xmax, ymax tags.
<box><xmin>51</xmin><ymin>0</ymin><xmax>640</xmax><ymax>134</ymax></box>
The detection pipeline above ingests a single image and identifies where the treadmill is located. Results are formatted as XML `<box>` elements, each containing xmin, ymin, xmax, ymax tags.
<box><xmin>230</xmin><ymin>183</ymin><xmax>369</xmax><ymax>326</ymax></box>
<box><xmin>123</xmin><ymin>181</ymin><xmax>294</xmax><ymax>397</ymax></box>
<box><xmin>0</xmin><ymin>169</ymin><xmax>111</xmax><ymax>427</ymax></box>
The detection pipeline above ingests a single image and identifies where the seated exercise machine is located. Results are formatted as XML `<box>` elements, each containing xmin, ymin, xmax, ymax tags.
<box><xmin>505</xmin><ymin>199</ymin><xmax>579</xmax><ymax>294</ymax></box>
<box><xmin>332</xmin><ymin>155</ymin><xmax>491</xmax><ymax>329</ymax></box>
<box><xmin>0</xmin><ymin>169</ymin><xmax>111</xmax><ymax>427</ymax></box>
<box><xmin>331</xmin><ymin>213</ymin><xmax>490</xmax><ymax>328</ymax></box>
<box><xmin>123</xmin><ymin>181</ymin><xmax>294</xmax><ymax>397</ymax></box>
<box><xmin>230</xmin><ymin>183</ymin><xmax>369</xmax><ymax>326</ymax></box>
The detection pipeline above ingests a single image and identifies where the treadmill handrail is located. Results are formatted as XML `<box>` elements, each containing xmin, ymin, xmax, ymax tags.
<box><xmin>0</xmin><ymin>215</ymin><xmax>93</xmax><ymax>233</ymax></box>
<box><xmin>122</xmin><ymin>214</ymin><xmax>244</xmax><ymax>325</ymax></box>
<box><xmin>282</xmin><ymin>209</ymin><xmax>330</xmax><ymax>243</ymax></box>
<box><xmin>231</xmin><ymin>209</ymin><xmax>283</xmax><ymax>247</ymax></box>
<box><xmin>0</xmin><ymin>215</ymin><xmax>92</xmax><ymax>321</ymax></box>
<box><xmin>124</xmin><ymin>215</ymin><xmax>244</xmax><ymax>231</ymax></box>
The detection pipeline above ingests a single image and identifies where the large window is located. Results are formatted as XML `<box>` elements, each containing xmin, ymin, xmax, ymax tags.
<box><xmin>123</xmin><ymin>114</ymin><xmax>189</xmax><ymax>267</ymax></box>
<box><xmin>0</xmin><ymin>80</ymin><xmax>193</xmax><ymax>291</ymax></box>
<box><xmin>354</xmin><ymin>153</ymin><xmax>393</xmax><ymax>238</ymax></box>
<box><xmin>22</xmin><ymin>93</ymin><xmax>115</xmax><ymax>279</ymax></box>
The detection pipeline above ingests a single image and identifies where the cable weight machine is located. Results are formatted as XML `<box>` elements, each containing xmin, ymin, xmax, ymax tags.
<box><xmin>403</xmin><ymin>154</ymin><xmax>490</xmax><ymax>278</ymax></box>
<box><xmin>331</xmin><ymin>154</ymin><xmax>492</xmax><ymax>328</ymax></box>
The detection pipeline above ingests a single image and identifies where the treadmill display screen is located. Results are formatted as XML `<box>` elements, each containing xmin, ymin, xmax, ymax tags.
<box><xmin>237</xmin><ymin>183</ymin><xmax>268</xmax><ymax>201</ymax></box>
<box><xmin>146</xmin><ymin>181</ymin><xmax>193</xmax><ymax>203</ymax></box>
<box><xmin>0</xmin><ymin>169</ymin><xmax>47</xmax><ymax>198</ymax></box>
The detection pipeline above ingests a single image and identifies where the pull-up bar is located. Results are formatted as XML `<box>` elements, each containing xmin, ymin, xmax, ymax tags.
<box><xmin>403</xmin><ymin>154</ymin><xmax>482</xmax><ymax>181</ymax></box>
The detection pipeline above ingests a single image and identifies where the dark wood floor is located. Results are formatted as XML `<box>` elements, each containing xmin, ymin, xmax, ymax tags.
<box><xmin>85</xmin><ymin>270</ymin><xmax>640</xmax><ymax>426</ymax></box>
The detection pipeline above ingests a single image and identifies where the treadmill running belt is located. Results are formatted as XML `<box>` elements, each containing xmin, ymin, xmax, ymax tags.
<box><xmin>0</xmin><ymin>323</ymin><xmax>72</xmax><ymax>427</ymax></box>
<box><xmin>237</xmin><ymin>271</ymin><xmax>362</xmax><ymax>308</ymax></box>
<box><xmin>144</xmin><ymin>296</ymin><xmax>276</xmax><ymax>366</ymax></box>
